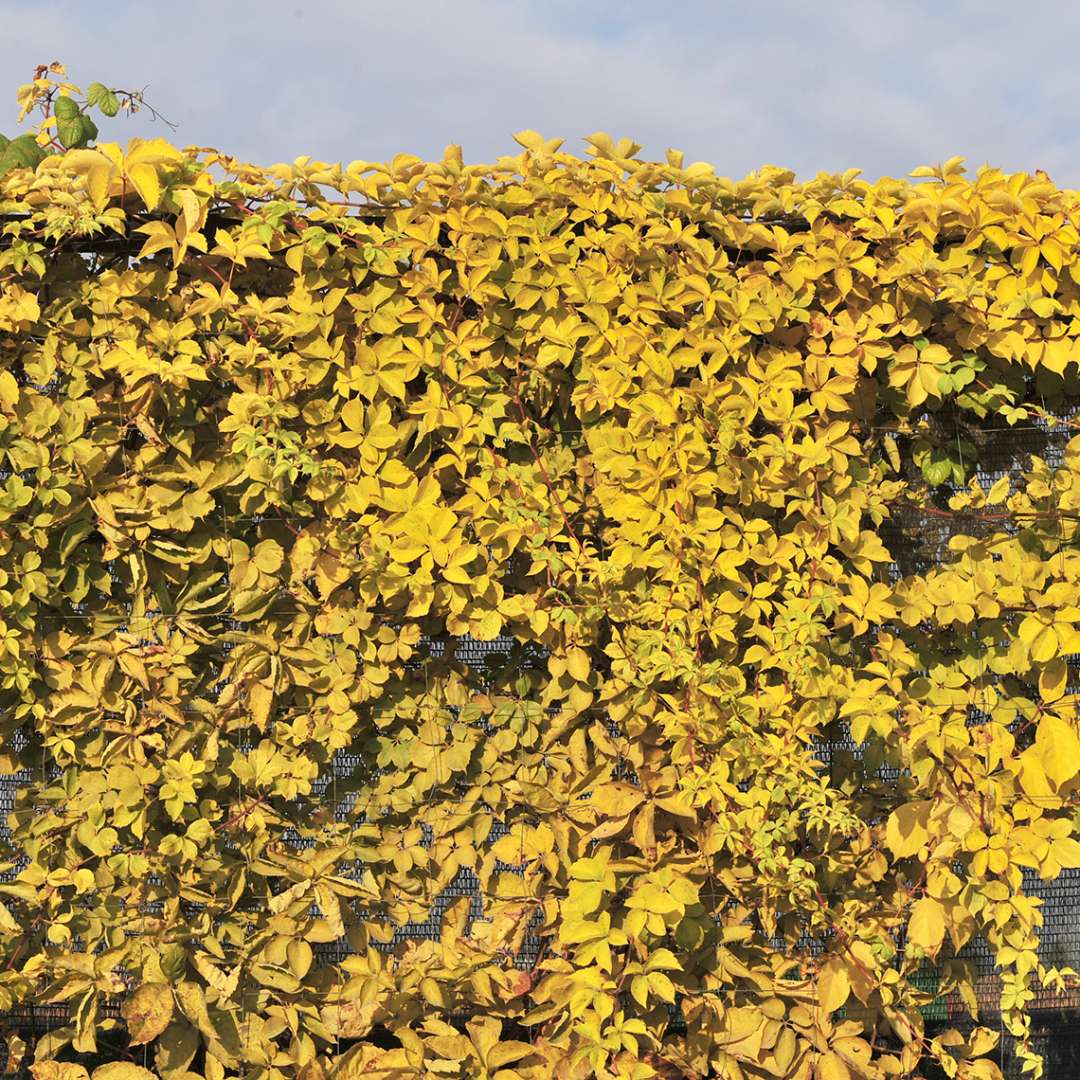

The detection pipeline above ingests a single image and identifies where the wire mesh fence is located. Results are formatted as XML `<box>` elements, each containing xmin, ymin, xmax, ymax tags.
<box><xmin>1</xmin><ymin>410</ymin><xmax>1079</xmax><ymax>1077</ymax></box>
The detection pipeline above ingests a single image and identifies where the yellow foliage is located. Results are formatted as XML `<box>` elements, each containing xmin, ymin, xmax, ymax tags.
<box><xmin>1</xmin><ymin>93</ymin><xmax>1079</xmax><ymax>1080</ymax></box>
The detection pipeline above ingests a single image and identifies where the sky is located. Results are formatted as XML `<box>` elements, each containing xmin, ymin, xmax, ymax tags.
<box><xmin>3</xmin><ymin>0</ymin><xmax>1080</xmax><ymax>185</ymax></box>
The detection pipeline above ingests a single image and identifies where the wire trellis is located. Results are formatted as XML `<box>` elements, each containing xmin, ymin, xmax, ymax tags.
<box><xmin>0</xmin><ymin>399</ymin><xmax>1078</xmax><ymax>1076</ymax></box>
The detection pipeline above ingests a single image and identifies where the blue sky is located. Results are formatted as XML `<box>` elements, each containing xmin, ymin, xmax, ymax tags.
<box><xmin>3</xmin><ymin>0</ymin><xmax>1080</xmax><ymax>184</ymax></box>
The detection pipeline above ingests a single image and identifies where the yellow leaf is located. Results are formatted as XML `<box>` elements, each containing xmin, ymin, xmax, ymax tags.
<box><xmin>287</xmin><ymin>939</ymin><xmax>313</xmax><ymax>979</ymax></box>
<box><xmin>135</xmin><ymin>221</ymin><xmax>178</xmax><ymax>261</ymax></box>
<box><xmin>885</xmin><ymin>801</ymin><xmax>931</xmax><ymax>858</ymax></box>
<box><xmin>986</xmin><ymin>476</ymin><xmax>1010</xmax><ymax>505</ymax></box>
<box><xmin>92</xmin><ymin>1065</ymin><xmax>158</xmax><ymax>1080</ymax></box>
<box><xmin>87</xmin><ymin>161</ymin><xmax>115</xmax><ymax>208</ymax></box>
<box><xmin>0</xmin><ymin>371</ymin><xmax>18</xmax><ymax>413</ymax></box>
<box><xmin>920</xmin><ymin>344</ymin><xmax>951</xmax><ymax>364</ymax></box>
<box><xmin>174</xmin><ymin>980</ymin><xmax>217</xmax><ymax>1039</ymax></box>
<box><xmin>818</xmin><ymin>956</ymin><xmax>850</xmax><ymax>1013</ymax></box>
<box><xmin>907</xmin><ymin>896</ymin><xmax>946</xmax><ymax>955</ymax></box>
<box><xmin>817</xmin><ymin>1051</ymin><xmax>851</xmax><ymax>1080</ymax></box>
<box><xmin>192</xmin><ymin>954</ymin><xmax>240</xmax><ymax>1000</ymax></box>
<box><xmin>252</xmin><ymin>539</ymin><xmax>284</xmax><ymax>574</ymax></box>
<box><xmin>317</xmin><ymin>884</ymin><xmax>345</xmax><ymax>937</ymax></box>
<box><xmin>341</xmin><ymin>397</ymin><xmax>365</xmax><ymax>432</ymax></box>
<box><xmin>128</xmin><ymin>162</ymin><xmax>161</xmax><ymax>211</ymax></box>
<box><xmin>249</xmin><ymin>680</ymin><xmax>274</xmax><ymax>729</ymax></box>
<box><xmin>30</xmin><ymin>1067</ymin><xmax>89</xmax><ymax>1080</ymax></box>
<box><xmin>420</xmin><ymin>976</ymin><xmax>445</xmax><ymax>1008</ymax></box>
<box><xmin>121</xmin><ymin>982</ymin><xmax>174</xmax><ymax>1045</ymax></box>
<box><xmin>285</xmin><ymin>244</ymin><xmax>305</xmax><ymax>275</ymax></box>
<box><xmin>179</xmin><ymin>187</ymin><xmax>202</xmax><ymax>234</ymax></box>
<box><xmin>0</xmin><ymin>900</ymin><xmax>19</xmax><ymax>934</ymax></box>
<box><xmin>1026</xmin><ymin>623</ymin><xmax>1059</xmax><ymax>663</ymax></box>
<box><xmin>513</xmin><ymin>130</ymin><xmax>546</xmax><ymax>152</ymax></box>
<box><xmin>1040</xmin><ymin>658</ymin><xmax>1069</xmax><ymax>703</ymax></box>
<box><xmin>964</xmin><ymin>1060</ymin><xmax>1004</xmax><ymax>1080</ymax></box>
<box><xmin>1052</xmin><ymin>836</ymin><xmax>1080</xmax><ymax>869</ymax></box>
<box><xmin>1017</xmin><ymin>749</ymin><xmax>1055</xmax><ymax>802</ymax></box>
<box><xmin>592</xmin><ymin>782</ymin><xmax>646</xmax><ymax>818</ymax></box>
<box><xmin>125</xmin><ymin>137</ymin><xmax>183</xmax><ymax>167</ymax></box>
<box><xmin>566</xmin><ymin>648</ymin><xmax>591</xmax><ymax>682</ymax></box>
<box><xmin>1036</xmin><ymin>715</ymin><xmax>1080</xmax><ymax>787</ymax></box>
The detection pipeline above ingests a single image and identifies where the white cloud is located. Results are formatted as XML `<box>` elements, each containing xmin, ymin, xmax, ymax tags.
<box><xmin>2</xmin><ymin>0</ymin><xmax>1080</xmax><ymax>182</ymax></box>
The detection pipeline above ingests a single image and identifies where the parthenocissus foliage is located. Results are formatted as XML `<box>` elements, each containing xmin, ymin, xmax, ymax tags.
<box><xmin>1</xmin><ymin>65</ymin><xmax>1080</xmax><ymax>1080</ymax></box>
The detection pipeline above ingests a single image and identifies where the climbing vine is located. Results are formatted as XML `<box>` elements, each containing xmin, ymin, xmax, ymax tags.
<box><xmin>0</xmin><ymin>62</ymin><xmax>1079</xmax><ymax>1080</ymax></box>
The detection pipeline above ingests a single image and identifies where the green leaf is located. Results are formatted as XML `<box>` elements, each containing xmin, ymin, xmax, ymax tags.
<box><xmin>57</xmin><ymin>114</ymin><xmax>83</xmax><ymax>149</ymax></box>
<box><xmin>53</xmin><ymin>95</ymin><xmax>80</xmax><ymax>121</ymax></box>
<box><xmin>922</xmin><ymin>456</ymin><xmax>952</xmax><ymax>486</ymax></box>
<box><xmin>0</xmin><ymin>134</ymin><xmax>46</xmax><ymax>178</ymax></box>
<box><xmin>160</xmin><ymin>942</ymin><xmax>188</xmax><ymax>982</ymax></box>
<box><xmin>87</xmin><ymin>82</ymin><xmax>120</xmax><ymax>117</ymax></box>
<box><xmin>59</xmin><ymin>113</ymin><xmax>98</xmax><ymax>150</ymax></box>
